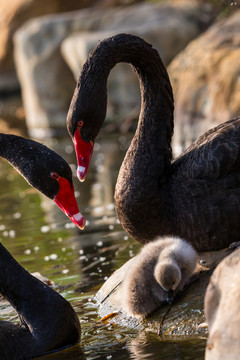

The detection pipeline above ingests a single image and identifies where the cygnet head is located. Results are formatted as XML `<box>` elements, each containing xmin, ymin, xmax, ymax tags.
<box><xmin>154</xmin><ymin>262</ymin><xmax>181</xmax><ymax>291</ymax></box>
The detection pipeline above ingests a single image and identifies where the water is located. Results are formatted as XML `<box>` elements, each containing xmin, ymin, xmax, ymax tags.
<box><xmin>0</xmin><ymin>134</ymin><xmax>206</xmax><ymax>359</ymax></box>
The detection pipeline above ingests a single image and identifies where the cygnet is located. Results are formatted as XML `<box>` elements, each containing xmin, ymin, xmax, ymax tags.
<box><xmin>121</xmin><ymin>236</ymin><xmax>197</xmax><ymax>319</ymax></box>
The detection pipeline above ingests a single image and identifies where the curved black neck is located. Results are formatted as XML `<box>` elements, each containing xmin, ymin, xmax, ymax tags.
<box><xmin>0</xmin><ymin>242</ymin><xmax>80</xmax><ymax>356</ymax></box>
<box><xmin>0</xmin><ymin>133</ymin><xmax>22</xmax><ymax>167</ymax></box>
<box><xmin>68</xmin><ymin>34</ymin><xmax>175</xmax><ymax>242</ymax></box>
<box><xmin>0</xmin><ymin>133</ymin><xmax>47</xmax><ymax>173</ymax></box>
<box><xmin>0</xmin><ymin>133</ymin><xmax>50</xmax><ymax>197</ymax></box>
<box><xmin>72</xmin><ymin>34</ymin><xmax>174</xmax><ymax>183</ymax></box>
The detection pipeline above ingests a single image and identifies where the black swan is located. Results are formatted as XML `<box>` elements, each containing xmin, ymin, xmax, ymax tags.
<box><xmin>0</xmin><ymin>242</ymin><xmax>80</xmax><ymax>359</ymax></box>
<box><xmin>66</xmin><ymin>33</ymin><xmax>240</xmax><ymax>251</ymax></box>
<box><xmin>0</xmin><ymin>133</ymin><xmax>85</xmax><ymax>229</ymax></box>
<box><xmin>122</xmin><ymin>236</ymin><xmax>197</xmax><ymax>319</ymax></box>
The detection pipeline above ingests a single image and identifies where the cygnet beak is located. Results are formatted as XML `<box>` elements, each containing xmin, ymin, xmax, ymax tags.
<box><xmin>166</xmin><ymin>289</ymin><xmax>174</xmax><ymax>303</ymax></box>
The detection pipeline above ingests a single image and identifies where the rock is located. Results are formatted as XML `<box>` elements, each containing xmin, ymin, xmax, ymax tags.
<box><xmin>204</xmin><ymin>248</ymin><xmax>240</xmax><ymax>360</ymax></box>
<box><xmin>13</xmin><ymin>1</ymin><xmax>213</xmax><ymax>137</ymax></box>
<box><xmin>31</xmin><ymin>272</ymin><xmax>54</xmax><ymax>285</ymax></box>
<box><xmin>63</xmin><ymin>1</ymin><xmax>212</xmax><ymax>67</ymax></box>
<box><xmin>169</xmin><ymin>10</ymin><xmax>240</xmax><ymax>153</ymax></box>
<box><xmin>95</xmin><ymin>246</ymin><xmax>232</xmax><ymax>336</ymax></box>
<box><xmin>91</xmin><ymin>0</ymin><xmax>144</xmax><ymax>7</ymax></box>
<box><xmin>0</xmin><ymin>96</ymin><xmax>27</xmax><ymax>136</ymax></box>
<box><xmin>0</xmin><ymin>0</ymin><xmax>94</xmax><ymax>93</ymax></box>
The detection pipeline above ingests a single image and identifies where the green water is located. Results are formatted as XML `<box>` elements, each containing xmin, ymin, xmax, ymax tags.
<box><xmin>0</xmin><ymin>135</ymin><xmax>206</xmax><ymax>359</ymax></box>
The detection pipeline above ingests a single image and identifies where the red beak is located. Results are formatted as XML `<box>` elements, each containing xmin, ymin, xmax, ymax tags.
<box><xmin>73</xmin><ymin>128</ymin><xmax>94</xmax><ymax>182</ymax></box>
<box><xmin>53</xmin><ymin>176</ymin><xmax>85</xmax><ymax>229</ymax></box>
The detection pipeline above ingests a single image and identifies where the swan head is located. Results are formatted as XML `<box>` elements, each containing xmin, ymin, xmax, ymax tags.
<box><xmin>72</xmin><ymin>120</ymin><xmax>94</xmax><ymax>182</ymax></box>
<box><xmin>11</xmin><ymin>135</ymin><xmax>86</xmax><ymax>230</ymax></box>
<box><xmin>52</xmin><ymin>174</ymin><xmax>85</xmax><ymax>230</ymax></box>
<box><xmin>154</xmin><ymin>261</ymin><xmax>181</xmax><ymax>292</ymax></box>
<box><xmin>67</xmin><ymin>103</ymin><xmax>105</xmax><ymax>182</ymax></box>
<box><xmin>36</xmin><ymin>164</ymin><xmax>86</xmax><ymax>230</ymax></box>
<box><xmin>66</xmin><ymin>43</ymin><xmax>109</xmax><ymax>182</ymax></box>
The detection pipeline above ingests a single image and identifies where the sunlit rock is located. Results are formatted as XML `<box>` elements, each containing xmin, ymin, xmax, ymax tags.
<box><xmin>204</xmin><ymin>248</ymin><xmax>240</xmax><ymax>360</ymax></box>
<box><xmin>13</xmin><ymin>1</ymin><xmax>213</xmax><ymax>137</ymax></box>
<box><xmin>169</xmin><ymin>10</ymin><xmax>240</xmax><ymax>153</ymax></box>
<box><xmin>0</xmin><ymin>0</ymin><xmax>93</xmax><ymax>93</ymax></box>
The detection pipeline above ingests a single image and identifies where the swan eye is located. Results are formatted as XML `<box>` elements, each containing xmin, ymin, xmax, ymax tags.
<box><xmin>77</xmin><ymin>120</ymin><xmax>84</xmax><ymax>128</ymax></box>
<box><xmin>50</xmin><ymin>172</ymin><xmax>59</xmax><ymax>180</ymax></box>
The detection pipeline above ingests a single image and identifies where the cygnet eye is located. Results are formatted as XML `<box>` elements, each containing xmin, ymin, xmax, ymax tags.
<box><xmin>50</xmin><ymin>172</ymin><xmax>59</xmax><ymax>180</ymax></box>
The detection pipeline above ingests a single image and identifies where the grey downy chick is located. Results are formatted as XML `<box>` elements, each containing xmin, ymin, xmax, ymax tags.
<box><xmin>121</xmin><ymin>236</ymin><xmax>197</xmax><ymax>319</ymax></box>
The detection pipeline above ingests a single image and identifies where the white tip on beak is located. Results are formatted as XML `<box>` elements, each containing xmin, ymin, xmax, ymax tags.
<box><xmin>73</xmin><ymin>212</ymin><xmax>84</xmax><ymax>222</ymax></box>
<box><xmin>71</xmin><ymin>212</ymin><xmax>86</xmax><ymax>229</ymax></box>
<box><xmin>77</xmin><ymin>166</ymin><xmax>86</xmax><ymax>182</ymax></box>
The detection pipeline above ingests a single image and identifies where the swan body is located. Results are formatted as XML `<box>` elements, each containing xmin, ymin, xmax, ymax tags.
<box><xmin>0</xmin><ymin>133</ymin><xmax>85</xmax><ymax>229</ymax></box>
<box><xmin>67</xmin><ymin>33</ymin><xmax>240</xmax><ymax>251</ymax></box>
<box><xmin>121</xmin><ymin>236</ymin><xmax>197</xmax><ymax>319</ymax></box>
<box><xmin>0</xmin><ymin>242</ymin><xmax>80</xmax><ymax>359</ymax></box>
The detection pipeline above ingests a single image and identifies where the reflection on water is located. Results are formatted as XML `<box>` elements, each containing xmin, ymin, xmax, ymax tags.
<box><xmin>0</xmin><ymin>135</ymin><xmax>205</xmax><ymax>359</ymax></box>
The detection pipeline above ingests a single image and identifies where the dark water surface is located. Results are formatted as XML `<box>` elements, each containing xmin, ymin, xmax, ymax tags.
<box><xmin>0</xmin><ymin>134</ymin><xmax>206</xmax><ymax>359</ymax></box>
